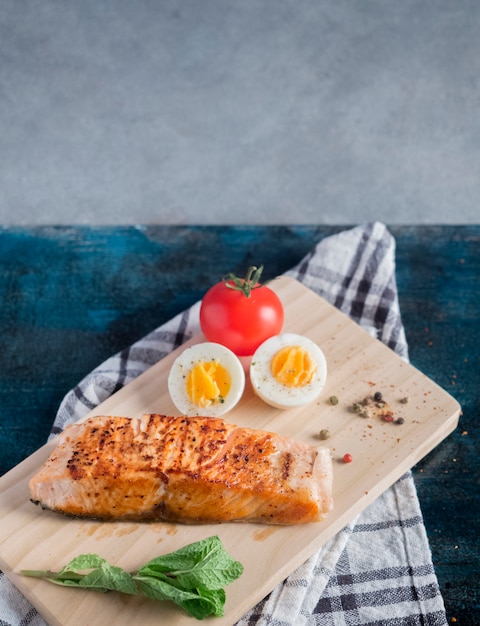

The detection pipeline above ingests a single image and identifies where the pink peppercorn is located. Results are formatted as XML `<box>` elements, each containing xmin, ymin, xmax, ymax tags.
<box><xmin>343</xmin><ymin>453</ymin><xmax>353</xmax><ymax>464</ymax></box>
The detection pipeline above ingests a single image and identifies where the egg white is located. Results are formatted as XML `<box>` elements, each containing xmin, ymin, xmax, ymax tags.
<box><xmin>249</xmin><ymin>333</ymin><xmax>327</xmax><ymax>409</ymax></box>
<box><xmin>168</xmin><ymin>342</ymin><xmax>245</xmax><ymax>417</ymax></box>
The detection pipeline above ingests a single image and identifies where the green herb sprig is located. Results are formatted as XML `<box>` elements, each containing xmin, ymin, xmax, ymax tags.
<box><xmin>21</xmin><ymin>535</ymin><xmax>243</xmax><ymax>620</ymax></box>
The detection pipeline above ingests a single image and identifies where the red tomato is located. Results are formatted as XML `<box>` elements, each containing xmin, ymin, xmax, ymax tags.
<box><xmin>199</xmin><ymin>266</ymin><xmax>284</xmax><ymax>357</ymax></box>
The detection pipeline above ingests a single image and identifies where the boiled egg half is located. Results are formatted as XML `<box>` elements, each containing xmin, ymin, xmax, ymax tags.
<box><xmin>250</xmin><ymin>333</ymin><xmax>327</xmax><ymax>409</ymax></box>
<box><xmin>168</xmin><ymin>342</ymin><xmax>245</xmax><ymax>417</ymax></box>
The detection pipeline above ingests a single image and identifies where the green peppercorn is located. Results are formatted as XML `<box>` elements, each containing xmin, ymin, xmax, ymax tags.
<box><xmin>353</xmin><ymin>402</ymin><xmax>368</xmax><ymax>417</ymax></box>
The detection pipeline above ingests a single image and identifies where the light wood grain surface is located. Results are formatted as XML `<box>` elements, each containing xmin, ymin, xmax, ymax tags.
<box><xmin>0</xmin><ymin>277</ymin><xmax>460</xmax><ymax>626</ymax></box>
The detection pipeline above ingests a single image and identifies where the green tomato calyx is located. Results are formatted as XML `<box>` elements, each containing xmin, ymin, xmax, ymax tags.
<box><xmin>224</xmin><ymin>265</ymin><xmax>264</xmax><ymax>298</ymax></box>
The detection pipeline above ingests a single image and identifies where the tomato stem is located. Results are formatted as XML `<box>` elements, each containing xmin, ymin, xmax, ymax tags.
<box><xmin>224</xmin><ymin>265</ymin><xmax>264</xmax><ymax>298</ymax></box>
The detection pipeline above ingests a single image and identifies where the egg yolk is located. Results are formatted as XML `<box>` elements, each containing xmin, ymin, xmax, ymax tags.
<box><xmin>270</xmin><ymin>345</ymin><xmax>317</xmax><ymax>387</ymax></box>
<box><xmin>186</xmin><ymin>360</ymin><xmax>232</xmax><ymax>407</ymax></box>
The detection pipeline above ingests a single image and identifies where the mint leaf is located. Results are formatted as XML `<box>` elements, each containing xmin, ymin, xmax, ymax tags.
<box><xmin>23</xmin><ymin>553</ymin><xmax>137</xmax><ymax>595</ymax></box>
<box><xmin>77</xmin><ymin>565</ymin><xmax>137</xmax><ymax>595</ymax></box>
<box><xmin>59</xmin><ymin>553</ymin><xmax>137</xmax><ymax>594</ymax></box>
<box><xmin>136</xmin><ymin>574</ymin><xmax>226</xmax><ymax>619</ymax></box>
<box><xmin>138</xmin><ymin>535</ymin><xmax>244</xmax><ymax>591</ymax></box>
<box><xmin>20</xmin><ymin>535</ymin><xmax>243</xmax><ymax>620</ymax></box>
<box><xmin>59</xmin><ymin>553</ymin><xmax>110</xmax><ymax>573</ymax></box>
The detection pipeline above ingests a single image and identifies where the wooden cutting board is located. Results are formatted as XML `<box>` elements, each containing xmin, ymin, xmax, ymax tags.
<box><xmin>0</xmin><ymin>276</ymin><xmax>460</xmax><ymax>626</ymax></box>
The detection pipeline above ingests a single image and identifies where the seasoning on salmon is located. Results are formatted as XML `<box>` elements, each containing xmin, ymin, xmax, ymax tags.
<box><xmin>29</xmin><ymin>414</ymin><xmax>333</xmax><ymax>525</ymax></box>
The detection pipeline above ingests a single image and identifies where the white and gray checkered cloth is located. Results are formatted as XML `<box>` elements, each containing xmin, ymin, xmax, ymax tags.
<box><xmin>0</xmin><ymin>222</ymin><xmax>448</xmax><ymax>625</ymax></box>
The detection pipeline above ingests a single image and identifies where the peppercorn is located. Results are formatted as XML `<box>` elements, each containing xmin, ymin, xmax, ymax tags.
<box><xmin>382</xmin><ymin>414</ymin><xmax>394</xmax><ymax>422</ymax></box>
<box><xmin>353</xmin><ymin>402</ymin><xmax>367</xmax><ymax>416</ymax></box>
<box><xmin>318</xmin><ymin>429</ymin><xmax>331</xmax><ymax>440</ymax></box>
<box><xmin>373</xmin><ymin>391</ymin><xmax>383</xmax><ymax>402</ymax></box>
<box><xmin>395</xmin><ymin>417</ymin><xmax>405</xmax><ymax>425</ymax></box>
<box><xmin>343</xmin><ymin>453</ymin><xmax>353</xmax><ymax>463</ymax></box>
<box><xmin>329</xmin><ymin>395</ymin><xmax>339</xmax><ymax>405</ymax></box>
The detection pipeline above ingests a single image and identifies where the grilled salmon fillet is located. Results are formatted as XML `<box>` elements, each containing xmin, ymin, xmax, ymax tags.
<box><xmin>29</xmin><ymin>414</ymin><xmax>333</xmax><ymax>525</ymax></box>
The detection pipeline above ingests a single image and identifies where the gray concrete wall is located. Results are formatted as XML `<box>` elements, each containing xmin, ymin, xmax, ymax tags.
<box><xmin>1</xmin><ymin>1</ymin><xmax>479</xmax><ymax>224</ymax></box>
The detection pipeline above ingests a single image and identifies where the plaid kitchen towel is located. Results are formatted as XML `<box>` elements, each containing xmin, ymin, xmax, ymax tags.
<box><xmin>0</xmin><ymin>222</ymin><xmax>448</xmax><ymax>625</ymax></box>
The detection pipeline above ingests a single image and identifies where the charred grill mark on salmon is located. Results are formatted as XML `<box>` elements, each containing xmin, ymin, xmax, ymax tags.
<box><xmin>29</xmin><ymin>414</ymin><xmax>333</xmax><ymax>525</ymax></box>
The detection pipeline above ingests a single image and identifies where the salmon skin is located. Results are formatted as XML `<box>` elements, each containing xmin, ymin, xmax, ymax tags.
<box><xmin>29</xmin><ymin>414</ymin><xmax>333</xmax><ymax>525</ymax></box>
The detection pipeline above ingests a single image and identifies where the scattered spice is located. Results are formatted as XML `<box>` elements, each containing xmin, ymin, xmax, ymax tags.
<box><xmin>353</xmin><ymin>401</ymin><xmax>369</xmax><ymax>417</ymax></box>
<box><xmin>329</xmin><ymin>395</ymin><xmax>339</xmax><ymax>406</ymax></box>
<box><xmin>400</xmin><ymin>396</ymin><xmax>409</xmax><ymax>404</ymax></box>
<box><xmin>343</xmin><ymin>453</ymin><xmax>353</xmax><ymax>464</ymax></box>
<box><xmin>352</xmin><ymin>391</ymin><xmax>407</xmax><ymax>426</ymax></box>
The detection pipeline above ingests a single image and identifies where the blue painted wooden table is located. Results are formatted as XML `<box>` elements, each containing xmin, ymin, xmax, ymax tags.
<box><xmin>0</xmin><ymin>225</ymin><xmax>479</xmax><ymax>624</ymax></box>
